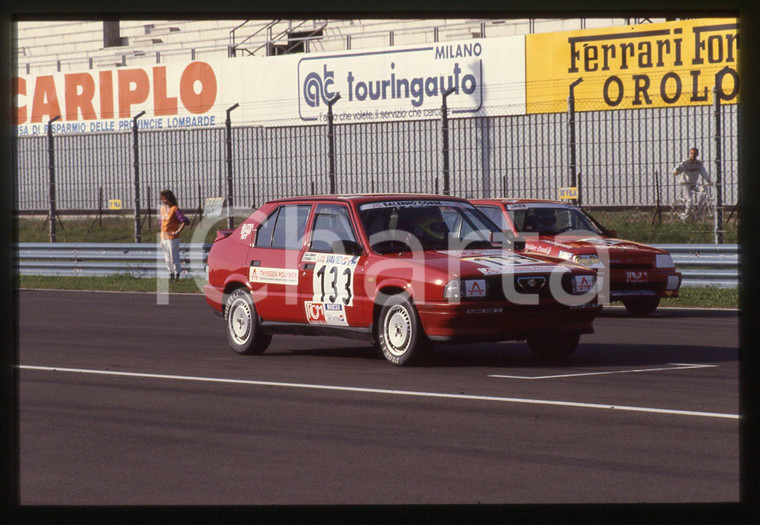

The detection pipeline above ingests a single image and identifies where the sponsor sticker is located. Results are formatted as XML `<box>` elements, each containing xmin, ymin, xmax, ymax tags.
<box><xmin>359</xmin><ymin>200</ymin><xmax>470</xmax><ymax>210</ymax></box>
<box><xmin>305</xmin><ymin>301</ymin><xmax>349</xmax><ymax>326</ymax></box>
<box><xmin>574</xmin><ymin>275</ymin><xmax>595</xmax><ymax>293</ymax></box>
<box><xmin>305</xmin><ymin>302</ymin><xmax>327</xmax><ymax>324</ymax></box>
<box><xmin>465</xmin><ymin>279</ymin><xmax>486</xmax><ymax>298</ymax></box>
<box><xmin>466</xmin><ymin>308</ymin><xmax>503</xmax><ymax>314</ymax></box>
<box><xmin>240</xmin><ymin>223</ymin><xmax>254</xmax><ymax>240</ymax></box>
<box><xmin>249</xmin><ymin>266</ymin><xmax>299</xmax><ymax>285</ymax></box>
<box><xmin>324</xmin><ymin>303</ymin><xmax>349</xmax><ymax>326</ymax></box>
<box><xmin>626</xmin><ymin>271</ymin><xmax>648</xmax><ymax>283</ymax></box>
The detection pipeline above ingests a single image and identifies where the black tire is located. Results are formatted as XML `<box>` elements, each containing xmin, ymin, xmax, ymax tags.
<box><xmin>622</xmin><ymin>296</ymin><xmax>661</xmax><ymax>317</ymax></box>
<box><xmin>376</xmin><ymin>294</ymin><xmax>430</xmax><ymax>366</ymax></box>
<box><xmin>224</xmin><ymin>288</ymin><xmax>272</xmax><ymax>355</ymax></box>
<box><xmin>526</xmin><ymin>332</ymin><xmax>581</xmax><ymax>361</ymax></box>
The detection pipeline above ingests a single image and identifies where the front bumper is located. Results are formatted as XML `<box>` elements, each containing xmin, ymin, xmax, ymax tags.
<box><xmin>416</xmin><ymin>300</ymin><xmax>601</xmax><ymax>342</ymax></box>
<box><xmin>607</xmin><ymin>269</ymin><xmax>681</xmax><ymax>300</ymax></box>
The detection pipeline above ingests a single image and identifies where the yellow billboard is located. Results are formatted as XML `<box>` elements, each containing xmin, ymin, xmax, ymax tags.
<box><xmin>526</xmin><ymin>18</ymin><xmax>738</xmax><ymax>113</ymax></box>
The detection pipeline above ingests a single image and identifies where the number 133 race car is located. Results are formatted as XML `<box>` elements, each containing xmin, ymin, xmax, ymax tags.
<box><xmin>204</xmin><ymin>194</ymin><xmax>602</xmax><ymax>366</ymax></box>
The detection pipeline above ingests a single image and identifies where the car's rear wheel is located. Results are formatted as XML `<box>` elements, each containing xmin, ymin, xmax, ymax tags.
<box><xmin>225</xmin><ymin>288</ymin><xmax>272</xmax><ymax>355</ymax></box>
<box><xmin>377</xmin><ymin>294</ymin><xmax>429</xmax><ymax>366</ymax></box>
<box><xmin>622</xmin><ymin>296</ymin><xmax>660</xmax><ymax>316</ymax></box>
<box><xmin>526</xmin><ymin>331</ymin><xmax>581</xmax><ymax>361</ymax></box>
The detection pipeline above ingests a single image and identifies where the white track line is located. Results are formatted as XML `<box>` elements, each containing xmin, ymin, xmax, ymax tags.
<box><xmin>18</xmin><ymin>365</ymin><xmax>738</xmax><ymax>420</ymax></box>
<box><xmin>489</xmin><ymin>363</ymin><xmax>718</xmax><ymax>380</ymax></box>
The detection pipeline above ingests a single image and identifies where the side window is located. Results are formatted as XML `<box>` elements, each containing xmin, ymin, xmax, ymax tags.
<box><xmin>254</xmin><ymin>208</ymin><xmax>279</xmax><ymax>247</ymax></box>
<box><xmin>255</xmin><ymin>204</ymin><xmax>311</xmax><ymax>249</ymax></box>
<box><xmin>310</xmin><ymin>204</ymin><xmax>358</xmax><ymax>253</ymax></box>
<box><xmin>478</xmin><ymin>206</ymin><xmax>508</xmax><ymax>230</ymax></box>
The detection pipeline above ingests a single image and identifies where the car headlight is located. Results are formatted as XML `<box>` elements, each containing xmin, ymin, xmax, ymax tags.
<box><xmin>572</xmin><ymin>254</ymin><xmax>602</xmax><ymax>268</ymax></box>
<box><xmin>444</xmin><ymin>279</ymin><xmax>488</xmax><ymax>300</ymax></box>
<box><xmin>444</xmin><ymin>279</ymin><xmax>461</xmax><ymax>300</ymax></box>
<box><xmin>655</xmin><ymin>253</ymin><xmax>674</xmax><ymax>268</ymax></box>
<box><xmin>571</xmin><ymin>274</ymin><xmax>596</xmax><ymax>294</ymax></box>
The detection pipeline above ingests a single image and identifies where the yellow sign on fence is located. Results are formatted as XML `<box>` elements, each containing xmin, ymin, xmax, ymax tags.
<box><xmin>558</xmin><ymin>187</ymin><xmax>578</xmax><ymax>201</ymax></box>
<box><xmin>526</xmin><ymin>18</ymin><xmax>738</xmax><ymax>114</ymax></box>
<box><xmin>108</xmin><ymin>199</ymin><xmax>122</xmax><ymax>210</ymax></box>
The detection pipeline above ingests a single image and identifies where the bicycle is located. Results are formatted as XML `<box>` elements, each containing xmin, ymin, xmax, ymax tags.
<box><xmin>670</xmin><ymin>182</ymin><xmax>714</xmax><ymax>222</ymax></box>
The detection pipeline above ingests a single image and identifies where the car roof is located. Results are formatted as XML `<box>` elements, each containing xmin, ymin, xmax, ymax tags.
<box><xmin>265</xmin><ymin>193</ymin><xmax>471</xmax><ymax>206</ymax></box>
<box><xmin>471</xmin><ymin>197</ymin><xmax>569</xmax><ymax>206</ymax></box>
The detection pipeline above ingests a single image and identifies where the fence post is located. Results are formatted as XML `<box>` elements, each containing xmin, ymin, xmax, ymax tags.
<box><xmin>441</xmin><ymin>87</ymin><xmax>455</xmax><ymax>195</ymax></box>
<box><xmin>47</xmin><ymin>115</ymin><xmax>61</xmax><ymax>242</ymax></box>
<box><xmin>132</xmin><ymin>111</ymin><xmax>145</xmax><ymax>243</ymax></box>
<box><xmin>712</xmin><ymin>86</ymin><xmax>724</xmax><ymax>244</ymax></box>
<box><xmin>327</xmin><ymin>94</ymin><xmax>341</xmax><ymax>194</ymax></box>
<box><xmin>225</xmin><ymin>103</ymin><xmax>239</xmax><ymax>229</ymax></box>
<box><xmin>567</xmin><ymin>79</ymin><xmax>584</xmax><ymax>206</ymax></box>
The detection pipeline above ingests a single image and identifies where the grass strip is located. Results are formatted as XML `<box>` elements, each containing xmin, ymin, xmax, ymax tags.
<box><xmin>17</xmin><ymin>275</ymin><xmax>738</xmax><ymax>309</ymax></box>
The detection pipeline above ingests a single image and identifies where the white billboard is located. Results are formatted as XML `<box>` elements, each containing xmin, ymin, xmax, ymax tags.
<box><xmin>13</xmin><ymin>35</ymin><xmax>526</xmax><ymax>136</ymax></box>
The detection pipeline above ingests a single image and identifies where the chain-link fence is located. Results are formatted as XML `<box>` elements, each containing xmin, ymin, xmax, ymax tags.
<box><xmin>14</xmin><ymin>100</ymin><xmax>739</xmax><ymax>218</ymax></box>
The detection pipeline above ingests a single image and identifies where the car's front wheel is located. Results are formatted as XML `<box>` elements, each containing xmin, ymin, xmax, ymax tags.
<box><xmin>622</xmin><ymin>296</ymin><xmax>660</xmax><ymax>317</ymax></box>
<box><xmin>377</xmin><ymin>294</ymin><xmax>430</xmax><ymax>366</ymax></box>
<box><xmin>225</xmin><ymin>288</ymin><xmax>272</xmax><ymax>355</ymax></box>
<box><xmin>526</xmin><ymin>331</ymin><xmax>581</xmax><ymax>361</ymax></box>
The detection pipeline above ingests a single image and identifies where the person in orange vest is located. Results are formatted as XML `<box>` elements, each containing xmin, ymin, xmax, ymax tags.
<box><xmin>159</xmin><ymin>189</ymin><xmax>188</xmax><ymax>281</ymax></box>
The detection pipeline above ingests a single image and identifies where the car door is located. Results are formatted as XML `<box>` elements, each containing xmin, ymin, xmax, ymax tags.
<box><xmin>247</xmin><ymin>203</ymin><xmax>312</xmax><ymax>323</ymax></box>
<box><xmin>299</xmin><ymin>203</ymin><xmax>367</xmax><ymax>328</ymax></box>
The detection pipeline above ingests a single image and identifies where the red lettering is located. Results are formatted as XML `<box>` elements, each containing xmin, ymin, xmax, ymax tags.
<box><xmin>31</xmin><ymin>75</ymin><xmax>62</xmax><ymax>123</ymax></box>
<box><xmin>180</xmin><ymin>62</ymin><xmax>217</xmax><ymax>114</ymax></box>
<box><xmin>13</xmin><ymin>77</ymin><xmax>26</xmax><ymax>125</ymax></box>
<box><xmin>118</xmin><ymin>68</ymin><xmax>150</xmax><ymax>118</ymax></box>
<box><xmin>153</xmin><ymin>66</ymin><xmax>177</xmax><ymax>116</ymax></box>
<box><xmin>99</xmin><ymin>71</ymin><xmax>114</xmax><ymax>119</ymax></box>
<box><xmin>65</xmin><ymin>73</ymin><xmax>97</xmax><ymax>121</ymax></box>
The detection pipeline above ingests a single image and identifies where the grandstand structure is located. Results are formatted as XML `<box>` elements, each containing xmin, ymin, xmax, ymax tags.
<box><xmin>15</xmin><ymin>18</ymin><xmax>662</xmax><ymax>75</ymax></box>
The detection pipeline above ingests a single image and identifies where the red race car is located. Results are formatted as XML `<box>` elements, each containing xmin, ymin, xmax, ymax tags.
<box><xmin>472</xmin><ymin>198</ymin><xmax>681</xmax><ymax>316</ymax></box>
<box><xmin>204</xmin><ymin>195</ymin><xmax>601</xmax><ymax>365</ymax></box>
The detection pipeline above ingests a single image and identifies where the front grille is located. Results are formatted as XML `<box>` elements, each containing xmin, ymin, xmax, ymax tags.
<box><xmin>482</xmin><ymin>273</ymin><xmax>576</xmax><ymax>301</ymax></box>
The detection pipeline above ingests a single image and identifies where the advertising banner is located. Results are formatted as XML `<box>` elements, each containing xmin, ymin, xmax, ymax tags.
<box><xmin>525</xmin><ymin>18</ymin><xmax>738</xmax><ymax>113</ymax></box>
<box><xmin>13</xmin><ymin>35</ymin><xmax>525</xmax><ymax>136</ymax></box>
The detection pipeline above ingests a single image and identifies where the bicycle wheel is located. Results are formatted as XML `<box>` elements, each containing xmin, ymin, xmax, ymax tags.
<box><xmin>670</xmin><ymin>199</ymin><xmax>686</xmax><ymax>220</ymax></box>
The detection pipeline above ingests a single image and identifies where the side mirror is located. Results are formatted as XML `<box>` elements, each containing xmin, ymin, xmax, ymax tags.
<box><xmin>605</xmin><ymin>229</ymin><xmax>617</xmax><ymax>238</ymax></box>
<box><xmin>512</xmin><ymin>237</ymin><xmax>526</xmax><ymax>251</ymax></box>
<box><xmin>331</xmin><ymin>240</ymin><xmax>364</xmax><ymax>256</ymax></box>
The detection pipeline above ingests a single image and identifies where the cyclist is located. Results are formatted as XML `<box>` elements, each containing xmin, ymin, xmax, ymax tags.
<box><xmin>672</xmin><ymin>147</ymin><xmax>712</xmax><ymax>220</ymax></box>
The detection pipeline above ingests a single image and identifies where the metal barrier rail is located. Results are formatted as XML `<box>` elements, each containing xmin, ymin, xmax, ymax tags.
<box><xmin>653</xmin><ymin>244</ymin><xmax>738</xmax><ymax>288</ymax></box>
<box><xmin>15</xmin><ymin>243</ymin><xmax>211</xmax><ymax>279</ymax></box>
<box><xmin>15</xmin><ymin>243</ymin><xmax>739</xmax><ymax>288</ymax></box>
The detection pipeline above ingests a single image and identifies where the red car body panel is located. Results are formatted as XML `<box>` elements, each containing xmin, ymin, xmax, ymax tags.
<box><xmin>471</xmin><ymin>198</ymin><xmax>682</xmax><ymax>302</ymax></box>
<box><xmin>205</xmin><ymin>194</ymin><xmax>602</xmax><ymax>344</ymax></box>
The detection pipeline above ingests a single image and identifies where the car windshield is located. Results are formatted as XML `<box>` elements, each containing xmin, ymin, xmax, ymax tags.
<box><xmin>509</xmin><ymin>205</ymin><xmax>604</xmax><ymax>236</ymax></box>
<box><xmin>359</xmin><ymin>200</ymin><xmax>501</xmax><ymax>253</ymax></box>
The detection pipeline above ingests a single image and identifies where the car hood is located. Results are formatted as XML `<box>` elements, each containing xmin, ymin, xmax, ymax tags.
<box><xmin>413</xmin><ymin>248</ymin><xmax>591</xmax><ymax>279</ymax></box>
<box><xmin>522</xmin><ymin>236</ymin><xmax>665</xmax><ymax>263</ymax></box>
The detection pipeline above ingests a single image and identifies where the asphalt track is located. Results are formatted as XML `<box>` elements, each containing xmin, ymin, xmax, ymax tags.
<box><xmin>17</xmin><ymin>289</ymin><xmax>739</xmax><ymax>505</ymax></box>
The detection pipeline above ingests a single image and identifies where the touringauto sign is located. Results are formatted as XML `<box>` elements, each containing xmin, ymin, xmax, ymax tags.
<box><xmin>296</xmin><ymin>42</ymin><xmax>497</xmax><ymax>122</ymax></box>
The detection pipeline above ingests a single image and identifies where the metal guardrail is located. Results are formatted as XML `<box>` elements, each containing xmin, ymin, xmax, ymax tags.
<box><xmin>15</xmin><ymin>243</ymin><xmax>738</xmax><ymax>288</ymax></box>
<box><xmin>653</xmin><ymin>244</ymin><xmax>738</xmax><ymax>288</ymax></box>
<box><xmin>15</xmin><ymin>243</ymin><xmax>211</xmax><ymax>279</ymax></box>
